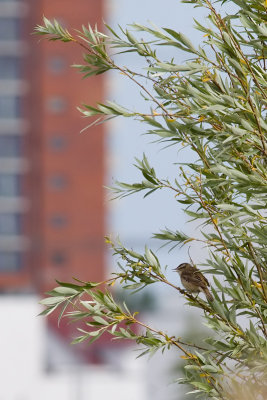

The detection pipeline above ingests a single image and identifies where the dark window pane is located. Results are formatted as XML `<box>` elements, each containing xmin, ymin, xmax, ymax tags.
<box><xmin>0</xmin><ymin>213</ymin><xmax>22</xmax><ymax>234</ymax></box>
<box><xmin>47</xmin><ymin>97</ymin><xmax>67</xmax><ymax>113</ymax></box>
<box><xmin>0</xmin><ymin>174</ymin><xmax>21</xmax><ymax>196</ymax></box>
<box><xmin>51</xmin><ymin>250</ymin><xmax>67</xmax><ymax>265</ymax></box>
<box><xmin>0</xmin><ymin>18</ymin><xmax>20</xmax><ymax>40</ymax></box>
<box><xmin>0</xmin><ymin>96</ymin><xmax>21</xmax><ymax>118</ymax></box>
<box><xmin>49</xmin><ymin>174</ymin><xmax>67</xmax><ymax>190</ymax></box>
<box><xmin>0</xmin><ymin>136</ymin><xmax>22</xmax><ymax>157</ymax></box>
<box><xmin>0</xmin><ymin>252</ymin><xmax>22</xmax><ymax>272</ymax></box>
<box><xmin>48</xmin><ymin>56</ymin><xmax>66</xmax><ymax>74</ymax></box>
<box><xmin>50</xmin><ymin>214</ymin><xmax>67</xmax><ymax>228</ymax></box>
<box><xmin>49</xmin><ymin>136</ymin><xmax>67</xmax><ymax>151</ymax></box>
<box><xmin>0</xmin><ymin>57</ymin><xmax>21</xmax><ymax>79</ymax></box>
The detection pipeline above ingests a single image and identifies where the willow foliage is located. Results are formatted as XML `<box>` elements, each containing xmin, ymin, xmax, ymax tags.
<box><xmin>35</xmin><ymin>1</ymin><xmax>267</xmax><ymax>398</ymax></box>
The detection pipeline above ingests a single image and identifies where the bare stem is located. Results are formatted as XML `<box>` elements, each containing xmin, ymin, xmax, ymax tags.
<box><xmin>247</xmin><ymin>242</ymin><xmax>267</xmax><ymax>303</ymax></box>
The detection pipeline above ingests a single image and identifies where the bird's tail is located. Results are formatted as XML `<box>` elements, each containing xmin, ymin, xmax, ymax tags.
<box><xmin>202</xmin><ymin>287</ymin><xmax>214</xmax><ymax>302</ymax></box>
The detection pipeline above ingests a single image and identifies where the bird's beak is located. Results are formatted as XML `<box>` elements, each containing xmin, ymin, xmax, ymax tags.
<box><xmin>172</xmin><ymin>267</ymin><xmax>177</xmax><ymax>271</ymax></box>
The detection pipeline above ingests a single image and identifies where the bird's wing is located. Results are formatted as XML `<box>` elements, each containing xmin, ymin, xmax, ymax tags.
<box><xmin>184</xmin><ymin>267</ymin><xmax>210</xmax><ymax>288</ymax></box>
<box><xmin>193</xmin><ymin>270</ymin><xmax>210</xmax><ymax>287</ymax></box>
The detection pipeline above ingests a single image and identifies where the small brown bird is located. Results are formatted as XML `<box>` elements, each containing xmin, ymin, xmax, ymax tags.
<box><xmin>174</xmin><ymin>263</ymin><xmax>214</xmax><ymax>302</ymax></box>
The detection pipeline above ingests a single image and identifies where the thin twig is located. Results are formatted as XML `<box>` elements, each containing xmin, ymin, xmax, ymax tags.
<box><xmin>247</xmin><ymin>242</ymin><xmax>267</xmax><ymax>303</ymax></box>
<box><xmin>132</xmin><ymin>316</ymin><xmax>224</xmax><ymax>396</ymax></box>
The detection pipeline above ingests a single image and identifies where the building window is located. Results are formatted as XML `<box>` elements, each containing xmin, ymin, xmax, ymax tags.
<box><xmin>0</xmin><ymin>136</ymin><xmax>22</xmax><ymax>157</ymax></box>
<box><xmin>48</xmin><ymin>56</ymin><xmax>66</xmax><ymax>74</ymax></box>
<box><xmin>0</xmin><ymin>18</ymin><xmax>20</xmax><ymax>41</ymax></box>
<box><xmin>49</xmin><ymin>136</ymin><xmax>67</xmax><ymax>151</ymax></box>
<box><xmin>51</xmin><ymin>250</ymin><xmax>67</xmax><ymax>265</ymax></box>
<box><xmin>0</xmin><ymin>96</ymin><xmax>21</xmax><ymax>118</ymax></box>
<box><xmin>0</xmin><ymin>213</ymin><xmax>22</xmax><ymax>235</ymax></box>
<box><xmin>0</xmin><ymin>252</ymin><xmax>22</xmax><ymax>272</ymax></box>
<box><xmin>50</xmin><ymin>214</ymin><xmax>68</xmax><ymax>228</ymax></box>
<box><xmin>0</xmin><ymin>57</ymin><xmax>21</xmax><ymax>79</ymax></box>
<box><xmin>47</xmin><ymin>97</ymin><xmax>67</xmax><ymax>113</ymax></box>
<box><xmin>48</xmin><ymin>174</ymin><xmax>68</xmax><ymax>190</ymax></box>
<box><xmin>0</xmin><ymin>174</ymin><xmax>21</xmax><ymax>196</ymax></box>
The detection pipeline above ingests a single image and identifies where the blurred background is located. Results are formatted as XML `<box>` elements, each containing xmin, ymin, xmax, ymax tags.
<box><xmin>0</xmin><ymin>0</ymin><xmax>208</xmax><ymax>399</ymax></box>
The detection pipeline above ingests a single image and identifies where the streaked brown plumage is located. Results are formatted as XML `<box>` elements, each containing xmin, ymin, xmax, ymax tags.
<box><xmin>174</xmin><ymin>263</ymin><xmax>214</xmax><ymax>302</ymax></box>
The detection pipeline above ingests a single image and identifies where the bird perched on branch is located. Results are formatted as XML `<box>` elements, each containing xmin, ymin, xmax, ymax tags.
<box><xmin>174</xmin><ymin>263</ymin><xmax>214</xmax><ymax>302</ymax></box>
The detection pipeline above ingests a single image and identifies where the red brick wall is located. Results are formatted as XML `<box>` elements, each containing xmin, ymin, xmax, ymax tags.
<box><xmin>39</xmin><ymin>0</ymin><xmax>106</xmax><ymax>290</ymax></box>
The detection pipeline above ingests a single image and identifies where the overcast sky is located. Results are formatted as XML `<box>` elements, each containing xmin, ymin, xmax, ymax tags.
<box><xmin>107</xmin><ymin>1</ymin><xmax>208</xmax><ymax>264</ymax></box>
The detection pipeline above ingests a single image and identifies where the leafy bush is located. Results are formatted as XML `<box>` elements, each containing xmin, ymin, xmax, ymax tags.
<box><xmin>35</xmin><ymin>1</ymin><xmax>267</xmax><ymax>398</ymax></box>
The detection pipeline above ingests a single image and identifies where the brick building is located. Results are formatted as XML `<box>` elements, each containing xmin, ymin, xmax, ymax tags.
<box><xmin>0</xmin><ymin>0</ymin><xmax>106</xmax><ymax>293</ymax></box>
